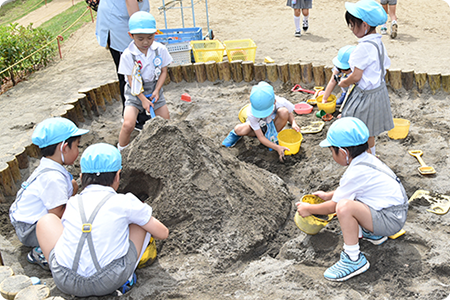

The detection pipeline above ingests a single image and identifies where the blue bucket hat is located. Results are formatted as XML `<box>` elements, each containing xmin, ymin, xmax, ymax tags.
<box><xmin>32</xmin><ymin>117</ymin><xmax>89</xmax><ymax>148</ymax></box>
<box><xmin>345</xmin><ymin>0</ymin><xmax>387</xmax><ymax>27</ymax></box>
<box><xmin>319</xmin><ymin>117</ymin><xmax>369</xmax><ymax>148</ymax></box>
<box><xmin>129</xmin><ymin>11</ymin><xmax>157</xmax><ymax>34</ymax></box>
<box><xmin>250</xmin><ymin>81</ymin><xmax>275</xmax><ymax>118</ymax></box>
<box><xmin>81</xmin><ymin>143</ymin><xmax>122</xmax><ymax>174</ymax></box>
<box><xmin>332</xmin><ymin>45</ymin><xmax>356</xmax><ymax>70</ymax></box>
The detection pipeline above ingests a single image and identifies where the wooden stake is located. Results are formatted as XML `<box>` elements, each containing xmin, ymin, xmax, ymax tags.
<box><xmin>266</xmin><ymin>63</ymin><xmax>278</xmax><ymax>83</ymax></box>
<box><xmin>169</xmin><ymin>65</ymin><xmax>183</xmax><ymax>83</ymax></box>
<box><xmin>194</xmin><ymin>62</ymin><xmax>207</xmax><ymax>83</ymax></box>
<box><xmin>0</xmin><ymin>266</ymin><xmax>14</xmax><ymax>279</ymax></box>
<box><xmin>0</xmin><ymin>162</ymin><xmax>16</xmax><ymax>197</ymax></box>
<box><xmin>15</xmin><ymin>147</ymin><xmax>29</xmax><ymax>169</ymax></box>
<box><xmin>65</xmin><ymin>98</ymin><xmax>85</xmax><ymax>123</ymax></box>
<box><xmin>300</xmin><ymin>62</ymin><xmax>313</xmax><ymax>84</ymax></box>
<box><xmin>324</xmin><ymin>66</ymin><xmax>333</xmax><ymax>84</ymax></box>
<box><xmin>388</xmin><ymin>69</ymin><xmax>402</xmax><ymax>90</ymax></box>
<box><xmin>75</xmin><ymin>93</ymin><xmax>92</xmax><ymax>120</ymax></box>
<box><xmin>230</xmin><ymin>60</ymin><xmax>243</xmax><ymax>82</ymax></box>
<box><xmin>0</xmin><ymin>275</ymin><xmax>32</xmax><ymax>300</ymax></box>
<box><xmin>181</xmin><ymin>63</ymin><xmax>195</xmax><ymax>83</ymax></box>
<box><xmin>401</xmin><ymin>70</ymin><xmax>414</xmax><ymax>91</ymax></box>
<box><xmin>217</xmin><ymin>61</ymin><xmax>231</xmax><ymax>81</ymax></box>
<box><xmin>100</xmin><ymin>84</ymin><xmax>113</xmax><ymax>105</ymax></box>
<box><xmin>288</xmin><ymin>63</ymin><xmax>301</xmax><ymax>84</ymax></box>
<box><xmin>414</xmin><ymin>72</ymin><xmax>427</xmax><ymax>92</ymax></box>
<box><xmin>312</xmin><ymin>65</ymin><xmax>325</xmax><ymax>86</ymax></box>
<box><xmin>442</xmin><ymin>73</ymin><xmax>450</xmax><ymax>93</ymax></box>
<box><xmin>205</xmin><ymin>61</ymin><xmax>219</xmax><ymax>82</ymax></box>
<box><xmin>107</xmin><ymin>80</ymin><xmax>120</xmax><ymax>101</ymax></box>
<box><xmin>7</xmin><ymin>157</ymin><xmax>20</xmax><ymax>183</ymax></box>
<box><xmin>52</xmin><ymin>105</ymin><xmax>77</xmax><ymax>126</ymax></box>
<box><xmin>78</xmin><ymin>88</ymin><xmax>99</xmax><ymax>117</ymax></box>
<box><xmin>242</xmin><ymin>61</ymin><xmax>254</xmax><ymax>82</ymax></box>
<box><xmin>94</xmin><ymin>87</ymin><xmax>106</xmax><ymax>111</ymax></box>
<box><xmin>15</xmin><ymin>285</ymin><xmax>50</xmax><ymax>300</ymax></box>
<box><xmin>428</xmin><ymin>73</ymin><xmax>441</xmax><ymax>94</ymax></box>
<box><xmin>25</xmin><ymin>143</ymin><xmax>40</xmax><ymax>158</ymax></box>
<box><xmin>277</xmin><ymin>63</ymin><xmax>289</xmax><ymax>84</ymax></box>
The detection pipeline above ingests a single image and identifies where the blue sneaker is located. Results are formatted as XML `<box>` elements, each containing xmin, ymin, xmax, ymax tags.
<box><xmin>336</xmin><ymin>92</ymin><xmax>346</xmax><ymax>106</ymax></box>
<box><xmin>222</xmin><ymin>130</ymin><xmax>241</xmax><ymax>148</ymax></box>
<box><xmin>116</xmin><ymin>272</ymin><xmax>137</xmax><ymax>296</ymax></box>
<box><xmin>324</xmin><ymin>251</ymin><xmax>370</xmax><ymax>281</ymax></box>
<box><xmin>362</xmin><ymin>228</ymin><xmax>388</xmax><ymax>245</ymax></box>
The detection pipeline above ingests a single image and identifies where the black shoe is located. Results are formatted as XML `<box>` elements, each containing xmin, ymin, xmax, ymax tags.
<box><xmin>303</xmin><ymin>19</ymin><xmax>309</xmax><ymax>32</ymax></box>
<box><xmin>135</xmin><ymin>111</ymin><xmax>150</xmax><ymax>131</ymax></box>
<box><xmin>295</xmin><ymin>31</ymin><xmax>301</xmax><ymax>37</ymax></box>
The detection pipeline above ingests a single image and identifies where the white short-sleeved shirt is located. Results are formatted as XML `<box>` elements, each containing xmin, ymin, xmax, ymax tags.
<box><xmin>54</xmin><ymin>185</ymin><xmax>152</xmax><ymax>277</ymax></box>
<box><xmin>118</xmin><ymin>41</ymin><xmax>173</xmax><ymax>83</ymax></box>
<box><xmin>246</xmin><ymin>96</ymin><xmax>294</xmax><ymax>131</ymax></box>
<box><xmin>10</xmin><ymin>157</ymin><xmax>73</xmax><ymax>224</ymax></box>
<box><xmin>332</xmin><ymin>152</ymin><xmax>404</xmax><ymax>210</ymax></box>
<box><xmin>95</xmin><ymin>0</ymin><xmax>150</xmax><ymax>52</ymax></box>
<box><xmin>348</xmin><ymin>34</ymin><xmax>391</xmax><ymax>90</ymax></box>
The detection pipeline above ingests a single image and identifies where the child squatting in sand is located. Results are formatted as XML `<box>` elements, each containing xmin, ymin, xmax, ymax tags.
<box><xmin>296</xmin><ymin>117</ymin><xmax>408</xmax><ymax>281</ymax></box>
<box><xmin>222</xmin><ymin>81</ymin><xmax>300</xmax><ymax>162</ymax></box>
<box><xmin>36</xmin><ymin>143</ymin><xmax>169</xmax><ymax>297</ymax></box>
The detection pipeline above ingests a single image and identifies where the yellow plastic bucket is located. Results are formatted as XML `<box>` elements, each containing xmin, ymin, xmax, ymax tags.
<box><xmin>278</xmin><ymin>129</ymin><xmax>303</xmax><ymax>155</ymax></box>
<box><xmin>294</xmin><ymin>195</ymin><xmax>334</xmax><ymax>235</ymax></box>
<box><xmin>316</xmin><ymin>95</ymin><xmax>337</xmax><ymax>114</ymax></box>
<box><xmin>388</xmin><ymin>118</ymin><xmax>410</xmax><ymax>139</ymax></box>
<box><xmin>238</xmin><ymin>104</ymin><xmax>250</xmax><ymax>123</ymax></box>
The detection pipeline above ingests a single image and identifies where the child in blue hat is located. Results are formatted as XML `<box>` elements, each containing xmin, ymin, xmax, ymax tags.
<box><xmin>36</xmin><ymin>143</ymin><xmax>169</xmax><ymax>297</ymax></box>
<box><xmin>118</xmin><ymin>11</ymin><xmax>173</xmax><ymax>151</ymax></box>
<box><xmin>222</xmin><ymin>81</ymin><xmax>300</xmax><ymax>162</ymax></box>
<box><xmin>9</xmin><ymin>117</ymin><xmax>89</xmax><ymax>270</ymax></box>
<box><xmin>296</xmin><ymin>117</ymin><xmax>408</xmax><ymax>281</ymax></box>
<box><xmin>320</xmin><ymin>45</ymin><xmax>356</xmax><ymax>106</ymax></box>
<box><xmin>338</xmin><ymin>0</ymin><xmax>394</xmax><ymax>156</ymax></box>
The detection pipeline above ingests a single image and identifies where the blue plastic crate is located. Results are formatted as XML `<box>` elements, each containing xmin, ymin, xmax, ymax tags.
<box><xmin>154</xmin><ymin>27</ymin><xmax>202</xmax><ymax>45</ymax></box>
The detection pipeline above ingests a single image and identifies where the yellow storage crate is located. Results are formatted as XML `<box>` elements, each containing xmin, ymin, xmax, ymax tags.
<box><xmin>223</xmin><ymin>39</ymin><xmax>257</xmax><ymax>62</ymax></box>
<box><xmin>190</xmin><ymin>40</ymin><xmax>225</xmax><ymax>63</ymax></box>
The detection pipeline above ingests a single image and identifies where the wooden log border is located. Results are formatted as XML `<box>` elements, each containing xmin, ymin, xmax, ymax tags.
<box><xmin>1</xmin><ymin>62</ymin><xmax>449</xmax><ymax>199</ymax></box>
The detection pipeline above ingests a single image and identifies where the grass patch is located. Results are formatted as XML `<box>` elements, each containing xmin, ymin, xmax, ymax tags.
<box><xmin>40</xmin><ymin>2</ymin><xmax>96</xmax><ymax>42</ymax></box>
<box><xmin>0</xmin><ymin>0</ymin><xmax>54</xmax><ymax>26</ymax></box>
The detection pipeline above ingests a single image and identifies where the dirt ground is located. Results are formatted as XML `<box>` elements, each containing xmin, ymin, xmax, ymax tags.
<box><xmin>1</xmin><ymin>0</ymin><xmax>450</xmax><ymax>299</ymax></box>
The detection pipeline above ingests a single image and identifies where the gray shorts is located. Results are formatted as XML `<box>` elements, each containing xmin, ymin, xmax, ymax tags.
<box><xmin>124</xmin><ymin>81</ymin><xmax>167</xmax><ymax>113</ymax></box>
<box><xmin>380</xmin><ymin>0</ymin><xmax>397</xmax><ymax>5</ymax></box>
<box><xmin>49</xmin><ymin>241</ymin><xmax>138</xmax><ymax>297</ymax></box>
<box><xmin>368</xmin><ymin>203</ymin><xmax>408</xmax><ymax>236</ymax></box>
<box><xmin>11</xmin><ymin>220</ymin><xmax>39</xmax><ymax>247</ymax></box>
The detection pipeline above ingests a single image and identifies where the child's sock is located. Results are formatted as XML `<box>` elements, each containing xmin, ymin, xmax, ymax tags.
<box><xmin>117</xmin><ymin>143</ymin><xmax>129</xmax><ymax>152</ymax></box>
<box><xmin>343</xmin><ymin>243</ymin><xmax>360</xmax><ymax>261</ymax></box>
<box><xmin>303</xmin><ymin>15</ymin><xmax>309</xmax><ymax>22</ymax></box>
<box><xmin>294</xmin><ymin>16</ymin><xmax>301</xmax><ymax>32</ymax></box>
<box><xmin>358</xmin><ymin>225</ymin><xmax>362</xmax><ymax>239</ymax></box>
<box><xmin>370</xmin><ymin>146</ymin><xmax>376</xmax><ymax>155</ymax></box>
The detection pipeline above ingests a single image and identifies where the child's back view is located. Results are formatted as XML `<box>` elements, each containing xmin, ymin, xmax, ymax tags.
<box><xmin>9</xmin><ymin>117</ymin><xmax>89</xmax><ymax>269</ymax></box>
<box><xmin>36</xmin><ymin>143</ymin><xmax>169</xmax><ymax>297</ymax></box>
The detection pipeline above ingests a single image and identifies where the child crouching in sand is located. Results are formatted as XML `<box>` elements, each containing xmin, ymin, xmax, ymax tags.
<box><xmin>296</xmin><ymin>117</ymin><xmax>408</xmax><ymax>281</ymax></box>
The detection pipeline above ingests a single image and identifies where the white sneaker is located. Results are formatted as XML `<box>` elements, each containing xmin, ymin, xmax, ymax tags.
<box><xmin>302</xmin><ymin>19</ymin><xmax>309</xmax><ymax>32</ymax></box>
<box><xmin>390</xmin><ymin>20</ymin><xmax>398</xmax><ymax>39</ymax></box>
<box><xmin>380</xmin><ymin>25</ymin><xmax>387</xmax><ymax>35</ymax></box>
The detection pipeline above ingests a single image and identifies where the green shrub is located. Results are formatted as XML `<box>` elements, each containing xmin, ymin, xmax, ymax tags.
<box><xmin>0</xmin><ymin>23</ymin><xmax>56</xmax><ymax>85</ymax></box>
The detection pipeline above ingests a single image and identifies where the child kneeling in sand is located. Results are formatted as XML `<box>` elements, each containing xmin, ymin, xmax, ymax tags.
<box><xmin>222</xmin><ymin>81</ymin><xmax>300</xmax><ymax>162</ymax></box>
<box><xmin>36</xmin><ymin>143</ymin><xmax>169</xmax><ymax>297</ymax></box>
<box><xmin>296</xmin><ymin>117</ymin><xmax>408</xmax><ymax>281</ymax></box>
<box><xmin>117</xmin><ymin>11</ymin><xmax>172</xmax><ymax>151</ymax></box>
<box><xmin>10</xmin><ymin>117</ymin><xmax>89</xmax><ymax>270</ymax></box>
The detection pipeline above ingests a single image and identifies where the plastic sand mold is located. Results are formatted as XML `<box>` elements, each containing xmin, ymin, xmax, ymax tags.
<box><xmin>300</xmin><ymin>121</ymin><xmax>325</xmax><ymax>134</ymax></box>
<box><xmin>408</xmin><ymin>189</ymin><xmax>450</xmax><ymax>215</ymax></box>
<box><xmin>238</xmin><ymin>104</ymin><xmax>250</xmax><ymax>123</ymax></box>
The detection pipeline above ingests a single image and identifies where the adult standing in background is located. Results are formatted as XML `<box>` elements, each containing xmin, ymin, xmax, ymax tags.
<box><xmin>96</xmin><ymin>0</ymin><xmax>150</xmax><ymax>130</ymax></box>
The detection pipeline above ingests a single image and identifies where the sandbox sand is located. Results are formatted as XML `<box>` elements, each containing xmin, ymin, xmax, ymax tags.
<box><xmin>0</xmin><ymin>0</ymin><xmax>450</xmax><ymax>299</ymax></box>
